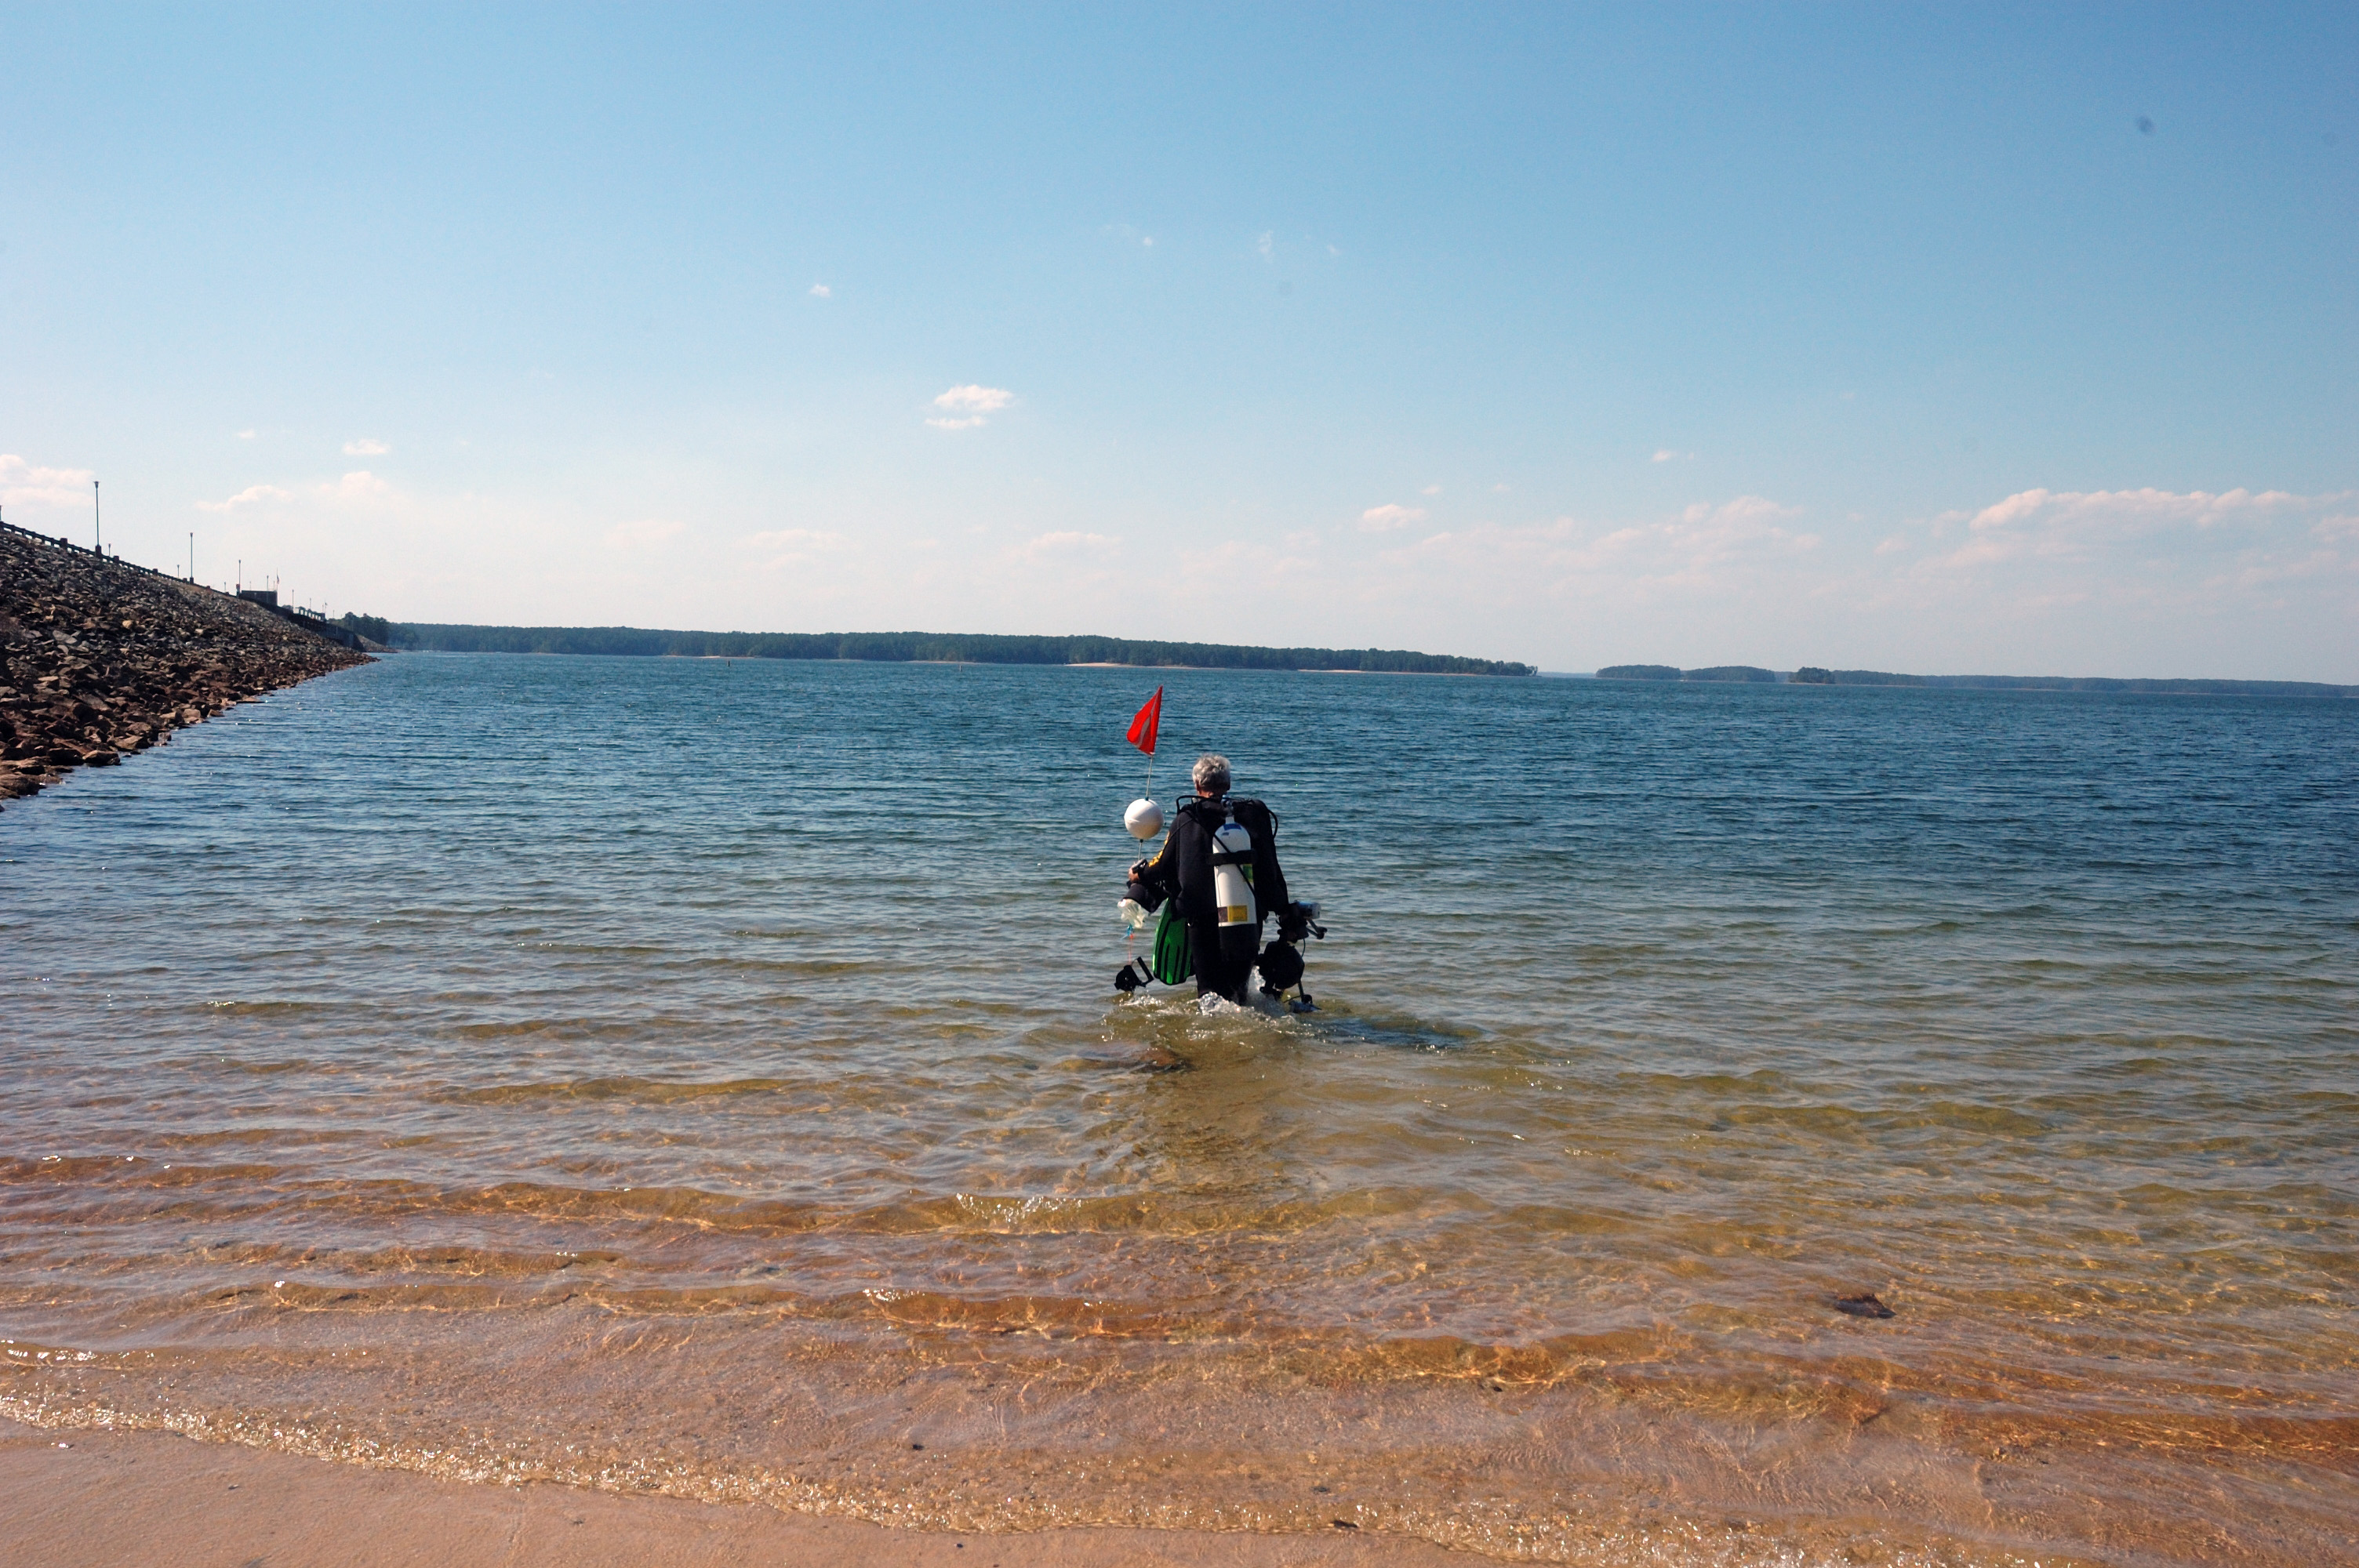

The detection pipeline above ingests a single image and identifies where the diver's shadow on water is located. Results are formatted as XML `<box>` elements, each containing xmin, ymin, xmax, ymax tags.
<box><xmin>1309</xmin><ymin>1011</ymin><xmax>1474</xmax><ymax>1054</ymax></box>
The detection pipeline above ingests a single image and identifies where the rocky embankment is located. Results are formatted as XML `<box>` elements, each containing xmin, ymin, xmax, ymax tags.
<box><xmin>1</xmin><ymin>527</ymin><xmax>370</xmax><ymax>808</ymax></box>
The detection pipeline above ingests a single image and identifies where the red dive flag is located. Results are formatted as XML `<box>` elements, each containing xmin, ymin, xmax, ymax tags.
<box><xmin>1125</xmin><ymin>686</ymin><xmax>1165</xmax><ymax>756</ymax></box>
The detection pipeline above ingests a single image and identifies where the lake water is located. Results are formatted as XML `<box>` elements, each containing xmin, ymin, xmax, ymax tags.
<box><xmin>3</xmin><ymin>654</ymin><xmax>2354</xmax><ymax>1565</ymax></box>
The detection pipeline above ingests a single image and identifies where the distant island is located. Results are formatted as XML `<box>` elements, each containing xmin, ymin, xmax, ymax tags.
<box><xmin>1595</xmin><ymin>664</ymin><xmax>2354</xmax><ymax>699</ymax></box>
<box><xmin>380</xmin><ymin>623</ymin><xmax>1536</xmax><ymax>677</ymax></box>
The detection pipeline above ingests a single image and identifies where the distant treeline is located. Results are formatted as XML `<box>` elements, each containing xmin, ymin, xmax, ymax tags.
<box><xmin>1600</xmin><ymin>664</ymin><xmax>1780</xmax><ymax>684</ymax></box>
<box><xmin>1597</xmin><ymin>664</ymin><xmax>2354</xmax><ymax>698</ymax></box>
<box><xmin>386</xmin><ymin>624</ymin><xmax>1536</xmax><ymax>677</ymax></box>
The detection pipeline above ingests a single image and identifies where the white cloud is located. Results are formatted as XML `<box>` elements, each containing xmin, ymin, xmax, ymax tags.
<box><xmin>740</xmin><ymin>528</ymin><xmax>845</xmax><ymax>571</ymax></box>
<box><xmin>1420</xmin><ymin>485</ymin><xmax>1443</xmax><ymax>496</ymax></box>
<box><xmin>0</xmin><ymin>453</ymin><xmax>96</xmax><ymax>512</ymax></box>
<box><xmin>1359</xmin><ymin>503</ymin><xmax>1428</xmax><ymax>532</ymax></box>
<box><xmin>645</xmin><ymin>484</ymin><xmax>2347</xmax><ymax>681</ymax></box>
<box><xmin>236</xmin><ymin>429</ymin><xmax>257</xmax><ymax>441</ymax></box>
<box><xmin>809</xmin><ymin>283</ymin><xmax>831</xmax><ymax>298</ymax></box>
<box><xmin>1257</xmin><ymin>230</ymin><xmax>1274</xmax><ymax>260</ymax></box>
<box><xmin>743</xmin><ymin>528</ymin><xmax>841</xmax><ymax>549</ymax></box>
<box><xmin>195</xmin><ymin>483</ymin><xmax>293</xmax><ymax>514</ymax></box>
<box><xmin>927</xmin><ymin>385</ymin><xmax>1014</xmax><ymax>430</ymax></box>
<box><xmin>1919</xmin><ymin>487</ymin><xmax>2332</xmax><ymax>573</ymax></box>
<box><xmin>329</xmin><ymin>470</ymin><xmax>389</xmax><ymax>499</ymax></box>
<box><xmin>934</xmin><ymin>385</ymin><xmax>1012</xmax><ymax>412</ymax></box>
<box><xmin>1022</xmin><ymin>530</ymin><xmax>1118</xmax><ymax>559</ymax></box>
<box><xmin>605</xmin><ymin>517</ymin><xmax>685</xmax><ymax>550</ymax></box>
<box><xmin>1689</xmin><ymin>485</ymin><xmax>2354</xmax><ymax>676</ymax></box>
<box><xmin>343</xmin><ymin>438</ymin><xmax>391</xmax><ymax>456</ymax></box>
<box><xmin>1652</xmin><ymin>449</ymin><xmax>1695</xmax><ymax>463</ymax></box>
<box><xmin>1367</xmin><ymin>496</ymin><xmax>1819</xmax><ymax>612</ymax></box>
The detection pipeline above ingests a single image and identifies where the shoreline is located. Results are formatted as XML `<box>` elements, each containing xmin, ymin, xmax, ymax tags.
<box><xmin>0</xmin><ymin>1416</ymin><xmax>1471</xmax><ymax>1567</ymax></box>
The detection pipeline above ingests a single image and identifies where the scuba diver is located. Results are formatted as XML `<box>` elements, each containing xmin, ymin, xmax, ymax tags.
<box><xmin>1125</xmin><ymin>753</ymin><xmax>1308</xmax><ymax>1004</ymax></box>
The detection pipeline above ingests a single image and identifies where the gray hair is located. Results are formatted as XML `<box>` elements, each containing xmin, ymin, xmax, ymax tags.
<box><xmin>1192</xmin><ymin>753</ymin><xmax>1232</xmax><ymax>795</ymax></box>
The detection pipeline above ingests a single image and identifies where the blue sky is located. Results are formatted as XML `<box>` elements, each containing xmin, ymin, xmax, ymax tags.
<box><xmin>5</xmin><ymin>4</ymin><xmax>2353</xmax><ymax>677</ymax></box>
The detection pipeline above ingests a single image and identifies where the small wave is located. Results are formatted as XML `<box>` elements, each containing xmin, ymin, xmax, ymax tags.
<box><xmin>198</xmin><ymin>1001</ymin><xmax>336</xmax><ymax>1019</ymax></box>
<box><xmin>151</xmin><ymin>1126</ymin><xmax>371</xmax><ymax>1151</ymax></box>
<box><xmin>1720</xmin><ymin>1100</ymin><xmax>2052</xmax><ymax>1136</ymax></box>
<box><xmin>437</xmin><ymin>1076</ymin><xmax>797</xmax><ymax>1106</ymax></box>
<box><xmin>207</xmin><ymin>1173</ymin><xmax>1356</xmax><ymax>1241</ymax></box>
<box><xmin>194</xmin><ymin>1055</ymin><xmax>314</xmax><ymax>1075</ymax></box>
<box><xmin>0</xmin><ymin>1156</ymin><xmax>282</xmax><ymax>1188</ymax></box>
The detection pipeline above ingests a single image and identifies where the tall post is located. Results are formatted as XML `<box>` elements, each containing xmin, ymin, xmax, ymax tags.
<box><xmin>188</xmin><ymin>532</ymin><xmax>194</xmax><ymax>581</ymax></box>
<box><xmin>93</xmin><ymin>480</ymin><xmax>101</xmax><ymax>554</ymax></box>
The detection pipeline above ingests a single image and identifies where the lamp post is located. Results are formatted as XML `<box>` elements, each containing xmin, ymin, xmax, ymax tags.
<box><xmin>93</xmin><ymin>479</ymin><xmax>101</xmax><ymax>554</ymax></box>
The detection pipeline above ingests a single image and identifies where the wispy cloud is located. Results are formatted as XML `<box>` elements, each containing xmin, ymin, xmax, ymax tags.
<box><xmin>195</xmin><ymin>483</ymin><xmax>294</xmax><ymax>514</ymax></box>
<box><xmin>236</xmin><ymin>429</ymin><xmax>257</xmax><ymax>441</ymax></box>
<box><xmin>1256</xmin><ymin>230</ymin><xmax>1274</xmax><ymax>260</ymax></box>
<box><xmin>0</xmin><ymin>453</ymin><xmax>96</xmax><ymax>511</ymax></box>
<box><xmin>198</xmin><ymin>469</ymin><xmax>394</xmax><ymax>516</ymax></box>
<box><xmin>1920</xmin><ymin>487</ymin><xmax>2332</xmax><ymax>572</ymax></box>
<box><xmin>1359</xmin><ymin>503</ymin><xmax>1428</xmax><ymax>532</ymax></box>
<box><xmin>605</xmin><ymin>517</ymin><xmax>685</xmax><ymax>550</ymax></box>
<box><xmin>809</xmin><ymin>283</ymin><xmax>831</xmax><ymax>298</ymax></box>
<box><xmin>1420</xmin><ymin>484</ymin><xmax>1443</xmax><ymax>496</ymax></box>
<box><xmin>741</xmin><ymin>528</ymin><xmax>845</xmax><ymax>570</ymax></box>
<box><xmin>343</xmin><ymin>437</ymin><xmax>390</xmax><ymax>456</ymax></box>
<box><xmin>1652</xmin><ymin>449</ymin><xmax>1695</xmax><ymax>463</ymax></box>
<box><xmin>1022</xmin><ymin>530</ymin><xmax>1118</xmax><ymax>559</ymax></box>
<box><xmin>927</xmin><ymin>384</ymin><xmax>1015</xmax><ymax>430</ymax></box>
<box><xmin>1376</xmin><ymin>496</ymin><xmax>1819</xmax><ymax>608</ymax></box>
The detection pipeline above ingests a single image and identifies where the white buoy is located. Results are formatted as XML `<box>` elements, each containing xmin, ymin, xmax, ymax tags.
<box><xmin>1124</xmin><ymin>797</ymin><xmax>1165</xmax><ymax>840</ymax></box>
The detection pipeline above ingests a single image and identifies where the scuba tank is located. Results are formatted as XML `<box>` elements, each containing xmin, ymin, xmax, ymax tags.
<box><xmin>1209</xmin><ymin>813</ymin><xmax>1257</xmax><ymax>929</ymax></box>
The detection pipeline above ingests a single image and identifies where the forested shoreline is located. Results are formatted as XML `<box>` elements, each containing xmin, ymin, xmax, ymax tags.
<box><xmin>385</xmin><ymin>624</ymin><xmax>1536</xmax><ymax>677</ymax></box>
<box><xmin>1597</xmin><ymin>663</ymin><xmax>2354</xmax><ymax>698</ymax></box>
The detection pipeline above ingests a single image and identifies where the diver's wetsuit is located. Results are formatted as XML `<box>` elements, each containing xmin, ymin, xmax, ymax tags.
<box><xmin>1133</xmin><ymin>795</ymin><xmax>1289</xmax><ymax>1003</ymax></box>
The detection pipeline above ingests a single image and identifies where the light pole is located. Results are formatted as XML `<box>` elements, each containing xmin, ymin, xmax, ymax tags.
<box><xmin>93</xmin><ymin>479</ymin><xmax>101</xmax><ymax>554</ymax></box>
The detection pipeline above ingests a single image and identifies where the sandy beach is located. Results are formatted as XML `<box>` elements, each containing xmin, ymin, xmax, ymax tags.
<box><xmin>2</xmin><ymin>1416</ymin><xmax>1470</xmax><ymax>1568</ymax></box>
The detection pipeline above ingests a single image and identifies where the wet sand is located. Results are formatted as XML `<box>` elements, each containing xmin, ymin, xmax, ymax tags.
<box><xmin>1</xmin><ymin>1416</ymin><xmax>1470</xmax><ymax>1567</ymax></box>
